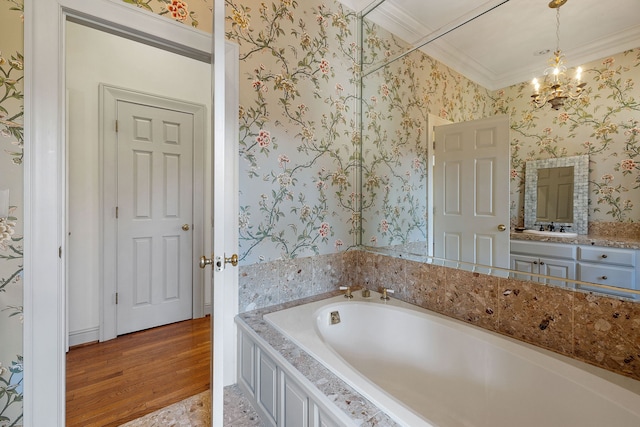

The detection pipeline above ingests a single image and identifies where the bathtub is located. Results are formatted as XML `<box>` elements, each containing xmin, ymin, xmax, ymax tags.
<box><xmin>264</xmin><ymin>292</ymin><xmax>640</xmax><ymax>427</ymax></box>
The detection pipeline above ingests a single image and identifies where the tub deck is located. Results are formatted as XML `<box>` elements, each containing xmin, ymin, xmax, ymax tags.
<box><xmin>239</xmin><ymin>290</ymin><xmax>640</xmax><ymax>426</ymax></box>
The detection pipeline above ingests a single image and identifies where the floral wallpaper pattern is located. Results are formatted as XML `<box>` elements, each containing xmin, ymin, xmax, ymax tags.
<box><xmin>361</xmin><ymin>18</ymin><xmax>640</xmax><ymax>250</ymax></box>
<box><xmin>360</xmin><ymin>21</ymin><xmax>493</xmax><ymax>250</ymax></box>
<box><xmin>496</xmin><ymin>48</ymin><xmax>640</xmax><ymax>225</ymax></box>
<box><xmin>225</xmin><ymin>0</ymin><xmax>360</xmax><ymax>264</ymax></box>
<box><xmin>0</xmin><ymin>0</ymin><xmax>23</xmax><ymax>424</ymax></box>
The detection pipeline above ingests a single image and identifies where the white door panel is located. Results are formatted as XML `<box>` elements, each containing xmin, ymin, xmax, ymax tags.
<box><xmin>116</xmin><ymin>101</ymin><xmax>193</xmax><ymax>335</ymax></box>
<box><xmin>434</xmin><ymin>115</ymin><xmax>510</xmax><ymax>271</ymax></box>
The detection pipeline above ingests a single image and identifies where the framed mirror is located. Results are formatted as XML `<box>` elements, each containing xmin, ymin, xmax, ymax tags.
<box><xmin>524</xmin><ymin>155</ymin><xmax>589</xmax><ymax>234</ymax></box>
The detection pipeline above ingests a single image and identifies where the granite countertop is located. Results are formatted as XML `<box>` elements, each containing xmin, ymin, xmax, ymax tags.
<box><xmin>510</xmin><ymin>231</ymin><xmax>640</xmax><ymax>250</ymax></box>
<box><xmin>237</xmin><ymin>291</ymin><xmax>401</xmax><ymax>426</ymax></box>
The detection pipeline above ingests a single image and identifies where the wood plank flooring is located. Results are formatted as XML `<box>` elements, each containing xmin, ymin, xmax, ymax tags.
<box><xmin>66</xmin><ymin>316</ymin><xmax>211</xmax><ymax>427</ymax></box>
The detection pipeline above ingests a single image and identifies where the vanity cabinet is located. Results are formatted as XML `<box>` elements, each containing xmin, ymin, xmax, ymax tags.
<box><xmin>576</xmin><ymin>246</ymin><xmax>638</xmax><ymax>296</ymax></box>
<box><xmin>510</xmin><ymin>240</ymin><xmax>576</xmax><ymax>287</ymax></box>
<box><xmin>511</xmin><ymin>240</ymin><xmax>639</xmax><ymax>297</ymax></box>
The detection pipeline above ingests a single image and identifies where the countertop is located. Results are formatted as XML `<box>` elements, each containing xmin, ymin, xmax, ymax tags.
<box><xmin>510</xmin><ymin>231</ymin><xmax>640</xmax><ymax>250</ymax></box>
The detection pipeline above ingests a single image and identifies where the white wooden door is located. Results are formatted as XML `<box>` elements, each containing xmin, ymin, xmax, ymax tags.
<box><xmin>433</xmin><ymin>115</ymin><xmax>510</xmax><ymax>272</ymax></box>
<box><xmin>116</xmin><ymin>100</ymin><xmax>193</xmax><ymax>335</ymax></box>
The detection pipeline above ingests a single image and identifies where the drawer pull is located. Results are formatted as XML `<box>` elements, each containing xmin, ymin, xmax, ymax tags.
<box><xmin>600</xmin><ymin>276</ymin><xmax>608</xmax><ymax>280</ymax></box>
<box><xmin>539</xmin><ymin>261</ymin><xmax>545</xmax><ymax>265</ymax></box>
<box><xmin>601</xmin><ymin>254</ymin><xmax>608</xmax><ymax>259</ymax></box>
<box><xmin>533</xmin><ymin>261</ymin><xmax>538</xmax><ymax>265</ymax></box>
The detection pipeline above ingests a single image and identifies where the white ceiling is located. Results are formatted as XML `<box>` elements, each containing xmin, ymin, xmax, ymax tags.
<box><xmin>341</xmin><ymin>0</ymin><xmax>640</xmax><ymax>90</ymax></box>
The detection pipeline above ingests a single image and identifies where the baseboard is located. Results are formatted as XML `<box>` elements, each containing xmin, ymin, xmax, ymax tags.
<box><xmin>68</xmin><ymin>326</ymin><xmax>100</xmax><ymax>347</ymax></box>
<box><xmin>204</xmin><ymin>303</ymin><xmax>212</xmax><ymax>316</ymax></box>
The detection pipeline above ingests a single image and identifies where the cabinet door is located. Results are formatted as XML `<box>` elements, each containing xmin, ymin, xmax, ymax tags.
<box><xmin>539</xmin><ymin>257</ymin><xmax>575</xmax><ymax>287</ymax></box>
<box><xmin>280</xmin><ymin>372</ymin><xmax>309</xmax><ymax>427</ymax></box>
<box><xmin>239</xmin><ymin>331</ymin><xmax>256</xmax><ymax>397</ymax></box>
<box><xmin>257</xmin><ymin>349</ymin><xmax>278</xmax><ymax>426</ymax></box>
<box><xmin>510</xmin><ymin>254</ymin><xmax>539</xmax><ymax>281</ymax></box>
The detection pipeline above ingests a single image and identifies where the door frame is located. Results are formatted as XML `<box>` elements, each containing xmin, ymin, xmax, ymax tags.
<box><xmin>24</xmin><ymin>1</ymin><xmax>238</xmax><ymax>425</ymax></box>
<box><xmin>100</xmin><ymin>85</ymin><xmax>206</xmax><ymax>341</ymax></box>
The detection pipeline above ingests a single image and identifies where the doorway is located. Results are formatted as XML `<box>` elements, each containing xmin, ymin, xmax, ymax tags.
<box><xmin>25</xmin><ymin>2</ymin><xmax>240</xmax><ymax>423</ymax></box>
<box><xmin>65</xmin><ymin>21</ymin><xmax>211</xmax><ymax>345</ymax></box>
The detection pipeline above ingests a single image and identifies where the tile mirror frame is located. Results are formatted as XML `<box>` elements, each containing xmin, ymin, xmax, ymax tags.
<box><xmin>524</xmin><ymin>155</ymin><xmax>589</xmax><ymax>234</ymax></box>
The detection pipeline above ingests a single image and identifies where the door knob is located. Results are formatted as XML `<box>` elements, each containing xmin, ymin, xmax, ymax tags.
<box><xmin>215</xmin><ymin>253</ymin><xmax>238</xmax><ymax>271</ymax></box>
<box><xmin>182</xmin><ymin>224</ymin><xmax>190</xmax><ymax>231</ymax></box>
<box><xmin>201</xmin><ymin>253</ymin><xmax>238</xmax><ymax>271</ymax></box>
<box><xmin>199</xmin><ymin>255</ymin><xmax>213</xmax><ymax>269</ymax></box>
<box><xmin>497</xmin><ymin>224</ymin><xmax>507</xmax><ymax>231</ymax></box>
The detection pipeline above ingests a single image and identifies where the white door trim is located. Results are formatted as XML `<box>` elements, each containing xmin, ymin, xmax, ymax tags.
<box><xmin>24</xmin><ymin>1</ymin><xmax>236</xmax><ymax>425</ymax></box>
<box><xmin>100</xmin><ymin>85</ymin><xmax>206</xmax><ymax>341</ymax></box>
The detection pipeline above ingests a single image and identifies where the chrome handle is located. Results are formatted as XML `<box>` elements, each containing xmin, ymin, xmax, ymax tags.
<box><xmin>199</xmin><ymin>255</ymin><xmax>213</xmax><ymax>269</ymax></box>
<box><xmin>182</xmin><ymin>224</ymin><xmax>190</xmax><ymax>231</ymax></box>
<box><xmin>497</xmin><ymin>224</ymin><xmax>507</xmax><ymax>232</ymax></box>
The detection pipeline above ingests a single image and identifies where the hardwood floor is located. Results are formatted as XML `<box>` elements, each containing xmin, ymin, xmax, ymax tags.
<box><xmin>66</xmin><ymin>317</ymin><xmax>211</xmax><ymax>427</ymax></box>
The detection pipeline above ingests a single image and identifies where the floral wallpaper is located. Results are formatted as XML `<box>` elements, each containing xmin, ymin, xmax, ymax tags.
<box><xmin>0</xmin><ymin>0</ymin><xmax>24</xmax><ymax>424</ymax></box>
<box><xmin>496</xmin><ymin>48</ymin><xmax>640</xmax><ymax>225</ymax></box>
<box><xmin>360</xmin><ymin>21</ymin><xmax>493</xmax><ymax>251</ymax></box>
<box><xmin>361</xmin><ymin>18</ymin><xmax>640</xmax><ymax>251</ymax></box>
<box><xmin>225</xmin><ymin>0</ymin><xmax>360</xmax><ymax>264</ymax></box>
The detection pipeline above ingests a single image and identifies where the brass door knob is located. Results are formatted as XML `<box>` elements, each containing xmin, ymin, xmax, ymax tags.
<box><xmin>225</xmin><ymin>254</ymin><xmax>239</xmax><ymax>267</ymax></box>
<box><xmin>182</xmin><ymin>224</ymin><xmax>190</xmax><ymax>231</ymax></box>
<box><xmin>497</xmin><ymin>224</ymin><xmax>507</xmax><ymax>231</ymax></box>
<box><xmin>199</xmin><ymin>255</ymin><xmax>213</xmax><ymax>269</ymax></box>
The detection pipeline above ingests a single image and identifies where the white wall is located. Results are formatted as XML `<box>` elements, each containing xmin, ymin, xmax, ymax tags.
<box><xmin>66</xmin><ymin>21</ymin><xmax>212</xmax><ymax>344</ymax></box>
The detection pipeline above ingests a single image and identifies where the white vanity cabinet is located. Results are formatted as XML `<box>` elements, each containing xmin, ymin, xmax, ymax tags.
<box><xmin>510</xmin><ymin>240</ymin><xmax>577</xmax><ymax>287</ymax></box>
<box><xmin>510</xmin><ymin>239</ymin><xmax>639</xmax><ymax>297</ymax></box>
<box><xmin>576</xmin><ymin>246</ymin><xmax>638</xmax><ymax>296</ymax></box>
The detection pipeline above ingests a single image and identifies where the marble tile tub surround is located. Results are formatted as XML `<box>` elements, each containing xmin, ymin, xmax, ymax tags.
<box><xmin>238</xmin><ymin>251</ymin><xmax>357</xmax><ymax>312</ymax></box>
<box><xmin>238</xmin><ymin>248</ymin><xmax>640</xmax><ymax>381</ymax></box>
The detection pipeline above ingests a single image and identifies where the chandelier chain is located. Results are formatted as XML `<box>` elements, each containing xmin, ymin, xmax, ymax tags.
<box><xmin>555</xmin><ymin>7</ymin><xmax>561</xmax><ymax>53</ymax></box>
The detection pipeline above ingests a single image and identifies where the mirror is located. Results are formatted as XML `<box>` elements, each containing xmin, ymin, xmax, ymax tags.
<box><xmin>524</xmin><ymin>155</ymin><xmax>589</xmax><ymax>234</ymax></box>
<box><xmin>357</xmin><ymin>0</ymin><xmax>640</xmax><ymax>298</ymax></box>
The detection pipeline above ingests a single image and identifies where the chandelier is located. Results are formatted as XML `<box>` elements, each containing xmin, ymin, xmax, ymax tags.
<box><xmin>531</xmin><ymin>0</ymin><xmax>586</xmax><ymax>110</ymax></box>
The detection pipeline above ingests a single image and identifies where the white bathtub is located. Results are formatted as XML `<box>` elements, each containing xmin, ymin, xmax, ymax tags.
<box><xmin>264</xmin><ymin>292</ymin><xmax>640</xmax><ymax>427</ymax></box>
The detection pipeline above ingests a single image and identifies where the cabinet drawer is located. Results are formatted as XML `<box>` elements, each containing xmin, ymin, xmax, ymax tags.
<box><xmin>578</xmin><ymin>247</ymin><xmax>636</xmax><ymax>267</ymax></box>
<box><xmin>511</xmin><ymin>240</ymin><xmax>576</xmax><ymax>259</ymax></box>
<box><xmin>577</xmin><ymin>263</ymin><xmax>635</xmax><ymax>290</ymax></box>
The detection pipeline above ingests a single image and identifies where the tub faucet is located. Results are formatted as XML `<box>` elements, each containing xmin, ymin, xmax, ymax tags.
<box><xmin>380</xmin><ymin>288</ymin><xmax>395</xmax><ymax>301</ymax></box>
<box><xmin>339</xmin><ymin>286</ymin><xmax>353</xmax><ymax>299</ymax></box>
